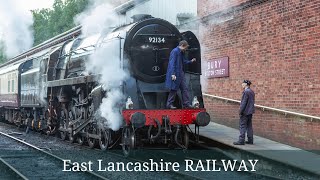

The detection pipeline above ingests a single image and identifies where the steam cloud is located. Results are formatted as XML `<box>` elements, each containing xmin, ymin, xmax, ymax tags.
<box><xmin>76</xmin><ymin>0</ymin><xmax>128</xmax><ymax>131</ymax></box>
<box><xmin>0</xmin><ymin>0</ymin><xmax>34</xmax><ymax>58</ymax></box>
<box><xmin>75</xmin><ymin>1</ymin><xmax>119</xmax><ymax>37</ymax></box>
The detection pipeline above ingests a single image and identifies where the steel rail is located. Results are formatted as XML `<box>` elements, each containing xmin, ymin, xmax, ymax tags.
<box><xmin>0</xmin><ymin>131</ymin><xmax>109</xmax><ymax>180</ymax></box>
<box><xmin>105</xmin><ymin>150</ymin><xmax>207</xmax><ymax>180</ymax></box>
<box><xmin>0</xmin><ymin>157</ymin><xmax>28</xmax><ymax>180</ymax></box>
<box><xmin>70</xmin><ymin>142</ymin><xmax>207</xmax><ymax>180</ymax></box>
<box><xmin>105</xmin><ymin>143</ymin><xmax>282</xmax><ymax>180</ymax></box>
<box><xmin>202</xmin><ymin>93</ymin><xmax>320</xmax><ymax>121</ymax></box>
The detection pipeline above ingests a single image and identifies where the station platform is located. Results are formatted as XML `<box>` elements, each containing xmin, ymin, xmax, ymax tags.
<box><xmin>195</xmin><ymin>122</ymin><xmax>320</xmax><ymax>176</ymax></box>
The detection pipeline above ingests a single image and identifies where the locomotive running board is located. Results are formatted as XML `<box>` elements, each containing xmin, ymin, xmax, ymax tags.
<box><xmin>47</xmin><ymin>75</ymin><xmax>99</xmax><ymax>87</ymax></box>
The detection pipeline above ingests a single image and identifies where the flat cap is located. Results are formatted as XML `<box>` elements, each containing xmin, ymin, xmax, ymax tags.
<box><xmin>243</xmin><ymin>80</ymin><xmax>252</xmax><ymax>85</ymax></box>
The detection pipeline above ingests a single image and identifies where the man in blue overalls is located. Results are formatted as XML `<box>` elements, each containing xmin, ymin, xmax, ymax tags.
<box><xmin>234</xmin><ymin>80</ymin><xmax>255</xmax><ymax>145</ymax></box>
<box><xmin>165</xmin><ymin>40</ymin><xmax>196</xmax><ymax>109</ymax></box>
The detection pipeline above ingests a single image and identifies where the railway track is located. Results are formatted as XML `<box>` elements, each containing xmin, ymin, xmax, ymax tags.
<box><xmin>0</xmin><ymin>122</ymin><xmax>318</xmax><ymax>180</ymax></box>
<box><xmin>0</xmin><ymin>131</ymin><xmax>108</xmax><ymax>180</ymax></box>
<box><xmin>70</xmin><ymin>140</ymin><xmax>281</xmax><ymax>180</ymax></box>
<box><xmin>104</xmin><ymin>148</ymin><xmax>279</xmax><ymax>180</ymax></box>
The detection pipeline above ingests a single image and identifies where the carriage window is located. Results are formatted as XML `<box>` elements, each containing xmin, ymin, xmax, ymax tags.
<box><xmin>12</xmin><ymin>80</ymin><xmax>14</xmax><ymax>92</ymax></box>
<box><xmin>8</xmin><ymin>81</ymin><xmax>10</xmax><ymax>93</ymax></box>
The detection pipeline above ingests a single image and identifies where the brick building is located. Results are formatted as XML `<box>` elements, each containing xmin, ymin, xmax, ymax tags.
<box><xmin>198</xmin><ymin>0</ymin><xmax>320</xmax><ymax>149</ymax></box>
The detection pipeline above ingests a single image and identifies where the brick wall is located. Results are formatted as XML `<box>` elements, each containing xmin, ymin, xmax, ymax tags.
<box><xmin>198</xmin><ymin>0</ymin><xmax>249</xmax><ymax>17</ymax></box>
<box><xmin>204</xmin><ymin>96</ymin><xmax>320</xmax><ymax>150</ymax></box>
<box><xmin>198</xmin><ymin>0</ymin><xmax>320</xmax><ymax>149</ymax></box>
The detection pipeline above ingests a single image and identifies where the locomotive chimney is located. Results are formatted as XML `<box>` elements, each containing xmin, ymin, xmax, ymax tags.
<box><xmin>131</xmin><ymin>14</ymin><xmax>153</xmax><ymax>22</ymax></box>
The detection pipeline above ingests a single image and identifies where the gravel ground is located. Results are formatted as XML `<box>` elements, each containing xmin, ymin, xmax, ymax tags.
<box><xmin>0</xmin><ymin>133</ymin><xmax>101</xmax><ymax>179</ymax></box>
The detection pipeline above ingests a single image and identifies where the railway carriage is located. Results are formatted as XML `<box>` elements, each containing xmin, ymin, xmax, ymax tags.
<box><xmin>0</xmin><ymin>15</ymin><xmax>210</xmax><ymax>156</ymax></box>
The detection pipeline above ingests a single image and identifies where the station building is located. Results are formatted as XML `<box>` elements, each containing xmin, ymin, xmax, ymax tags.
<box><xmin>198</xmin><ymin>0</ymin><xmax>320</xmax><ymax>150</ymax></box>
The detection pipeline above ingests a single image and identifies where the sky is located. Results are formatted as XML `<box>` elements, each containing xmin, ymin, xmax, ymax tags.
<box><xmin>23</xmin><ymin>0</ymin><xmax>55</xmax><ymax>10</ymax></box>
<box><xmin>0</xmin><ymin>0</ymin><xmax>55</xmax><ymax>51</ymax></box>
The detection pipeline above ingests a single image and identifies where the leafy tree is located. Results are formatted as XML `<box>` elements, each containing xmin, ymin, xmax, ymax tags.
<box><xmin>0</xmin><ymin>48</ymin><xmax>6</xmax><ymax>64</ymax></box>
<box><xmin>32</xmin><ymin>0</ymin><xmax>89</xmax><ymax>45</ymax></box>
<box><xmin>1</xmin><ymin>0</ymin><xmax>131</xmax><ymax>64</ymax></box>
<box><xmin>0</xmin><ymin>0</ymin><xmax>89</xmax><ymax>64</ymax></box>
<box><xmin>0</xmin><ymin>41</ymin><xmax>7</xmax><ymax>64</ymax></box>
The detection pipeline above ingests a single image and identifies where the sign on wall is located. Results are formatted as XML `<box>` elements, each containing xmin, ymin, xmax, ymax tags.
<box><xmin>205</xmin><ymin>57</ymin><xmax>229</xmax><ymax>78</ymax></box>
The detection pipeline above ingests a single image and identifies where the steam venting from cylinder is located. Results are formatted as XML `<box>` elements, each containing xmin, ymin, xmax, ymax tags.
<box><xmin>75</xmin><ymin>0</ymin><xmax>128</xmax><ymax>131</ymax></box>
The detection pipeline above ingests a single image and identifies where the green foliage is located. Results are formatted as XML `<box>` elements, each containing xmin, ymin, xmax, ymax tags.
<box><xmin>0</xmin><ymin>48</ymin><xmax>6</xmax><ymax>64</ymax></box>
<box><xmin>32</xmin><ymin>0</ymin><xmax>89</xmax><ymax>45</ymax></box>
<box><xmin>0</xmin><ymin>41</ymin><xmax>7</xmax><ymax>64</ymax></box>
<box><xmin>0</xmin><ymin>0</ymin><xmax>89</xmax><ymax>65</ymax></box>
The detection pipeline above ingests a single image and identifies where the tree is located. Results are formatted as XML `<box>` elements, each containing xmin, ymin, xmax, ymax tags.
<box><xmin>0</xmin><ymin>48</ymin><xmax>6</xmax><ymax>64</ymax></box>
<box><xmin>32</xmin><ymin>0</ymin><xmax>89</xmax><ymax>45</ymax></box>
<box><xmin>0</xmin><ymin>0</ymin><xmax>89</xmax><ymax>64</ymax></box>
<box><xmin>0</xmin><ymin>40</ymin><xmax>7</xmax><ymax>64</ymax></box>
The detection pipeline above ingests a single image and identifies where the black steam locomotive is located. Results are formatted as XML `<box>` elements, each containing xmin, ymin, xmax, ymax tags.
<box><xmin>0</xmin><ymin>15</ymin><xmax>210</xmax><ymax>156</ymax></box>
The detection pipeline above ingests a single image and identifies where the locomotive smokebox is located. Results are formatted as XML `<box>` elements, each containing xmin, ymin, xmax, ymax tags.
<box><xmin>195</xmin><ymin>112</ymin><xmax>210</xmax><ymax>127</ymax></box>
<box><xmin>124</xmin><ymin>17</ymin><xmax>182</xmax><ymax>83</ymax></box>
<box><xmin>130</xmin><ymin>112</ymin><xmax>146</xmax><ymax>128</ymax></box>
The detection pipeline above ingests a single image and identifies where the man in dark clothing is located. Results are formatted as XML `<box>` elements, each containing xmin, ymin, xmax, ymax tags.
<box><xmin>234</xmin><ymin>80</ymin><xmax>255</xmax><ymax>145</ymax></box>
<box><xmin>165</xmin><ymin>40</ymin><xmax>196</xmax><ymax>109</ymax></box>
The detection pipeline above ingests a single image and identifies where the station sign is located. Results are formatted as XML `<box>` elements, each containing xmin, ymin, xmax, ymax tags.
<box><xmin>205</xmin><ymin>57</ymin><xmax>229</xmax><ymax>78</ymax></box>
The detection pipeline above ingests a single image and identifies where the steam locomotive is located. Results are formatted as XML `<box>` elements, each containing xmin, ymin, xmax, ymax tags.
<box><xmin>0</xmin><ymin>15</ymin><xmax>210</xmax><ymax>156</ymax></box>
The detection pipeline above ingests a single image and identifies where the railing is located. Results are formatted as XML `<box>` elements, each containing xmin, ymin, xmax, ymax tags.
<box><xmin>202</xmin><ymin>93</ymin><xmax>320</xmax><ymax>121</ymax></box>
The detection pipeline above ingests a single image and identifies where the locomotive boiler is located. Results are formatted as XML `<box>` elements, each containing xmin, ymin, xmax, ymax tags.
<box><xmin>0</xmin><ymin>15</ymin><xmax>210</xmax><ymax>156</ymax></box>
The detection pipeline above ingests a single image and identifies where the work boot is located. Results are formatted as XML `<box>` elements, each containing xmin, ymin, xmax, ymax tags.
<box><xmin>168</xmin><ymin>105</ymin><xmax>177</xmax><ymax>109</ymax></box>
<box><xmin>183</xmin><ymin>104</ymin><xmax>193</xmax><ymax>109</ymax></box>
<box><xmin>245</xmin><ymin>141</ymin><xmax>253</xmax><ymax>144</ymax></box>
<box><xmin>233</xmin><ymin>141</ymin><xmax>245</xmax><ymax>145</ymax></box>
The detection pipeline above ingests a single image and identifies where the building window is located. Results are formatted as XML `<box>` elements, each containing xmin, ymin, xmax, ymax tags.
<box><xmin>8</xmin><ymin>81</ymin><xmax>10</xmax><ymax>93</ymax></box>
<box><xmin>12</xmin><ymin>80</ymin><xmax>14</xmax><ymax>92</ymax></box>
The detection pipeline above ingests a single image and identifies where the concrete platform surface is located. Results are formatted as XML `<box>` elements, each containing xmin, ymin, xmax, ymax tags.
<box><xmin>195</xmin><ymin>122</ymin><xmax>320</xmax><ymax>176</ymax></box>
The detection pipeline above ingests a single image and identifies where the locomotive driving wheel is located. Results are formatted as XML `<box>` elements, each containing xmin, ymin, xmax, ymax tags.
<box><xmin>122</xmin><ymin>126</ymin><xmax>135</xmax><ymax>157</ymax></box>
<box><xmin>76</xmin><ymin>130</ymin><xmax>85</xmax><ymax>145</ymax></box>
<box><xmin>60</xmin><ymin>131</ymin><xmax>67</xmax><ymax>140</ymax></box>
<box><xmin>69</xmin><ymin>132</ymin><xmax>75</xmax><ymax>143</ymax></box>
<box><xmin>99</xmin><ymin>129</ymin><xmax>110</xmax><ymax>151</ymax></box>
<box><xmin>175</xmin><ymin>126</ymin><xmax>189</xmax><ymax>149</ymax></box>
<box><xmin>60</xmin><ymin>123</ymin><xmax>68</xmax><ymax>141</ymax></box>
<box><xmin>60</xmin><ymin>106</ymin><xmax>69</xmax><ymax>141</ymax></box>
<box><xmin>88</xmin><ymin>137</ymin><xmax>96</xmax><ymax>149</ymax></box>
<box><xmin>87</xmin><ymin>123</ymin><xmax>97</xmax><ymax>149</ymax></box>
<box><xmin>77</xmin><ymin>135</ymin><xmax>85</xmax><ymax>145</ymax></box>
